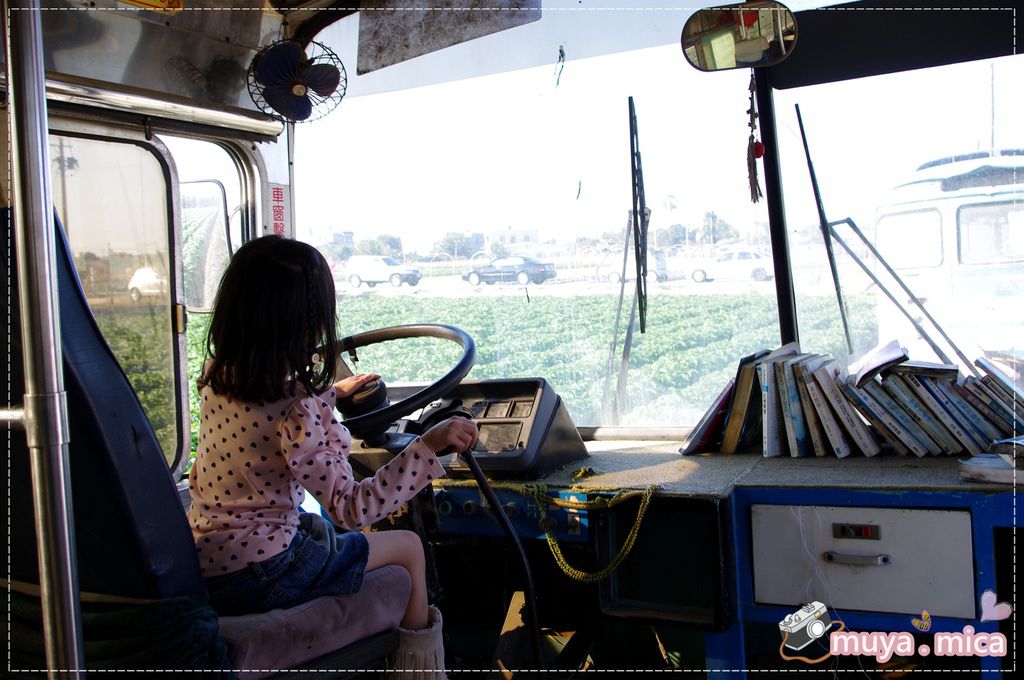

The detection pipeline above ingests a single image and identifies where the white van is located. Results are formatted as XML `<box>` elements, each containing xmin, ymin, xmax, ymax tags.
<box><xmin>343</xmin><ymin>255</ymin><xmax>422</xmax><ymax>288</ymax></box>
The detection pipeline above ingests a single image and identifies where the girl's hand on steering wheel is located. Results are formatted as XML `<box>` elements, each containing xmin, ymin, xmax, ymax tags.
<box><xmin>333</xmin><ymin>373</ymin><xmax>382</xmax><ymax>400</ymax></box>
<box><xmin>421</xmin><ymin>416</ymin><xmax>479</xmax><ymax>455</ymax></box>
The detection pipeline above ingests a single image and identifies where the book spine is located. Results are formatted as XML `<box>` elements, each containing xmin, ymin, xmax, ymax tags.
<box><xmin>845</xmin><ymin>379</ymin><xmax>928</xmax><ymax>457</ymax></box>
<box><xmin>814</xmin><ymin>364</ymin><xmax>880</xmax><ymax>456</ymax></box>
<box><xmin>906</xmin><ymin>374</ymin><xmax>983</xmax><ymax>455</ymax></box>
<box><xmin>795</xmin><ymin>365</ymin><xmax>827</xmax><ymax>457</ymax></box>
<box><xmin>719</xmin><ymin>408</ymin><xmax>745</xmax><ymax>454</ymax></box>
<box><xmin>965</xmin><ymin>376</ymin><xmax>1024</xmax><ymax>433</ymax></box>
<box><xmin>720</xmin><ymin>364</ymin><xmax>757</xmax><ymax>454</ymax></box>
<box><xmin>981</xmin><ymin>375</ymin><xmax>1024</xmax><ymax>416</ymax></box>
<box><xmin>921</xmin><ymin>377</ymin><xmax>989</xmax><ymax>453</ymax></box>
<box><xmin>976</xmin><ymin>357</ymin><xmax>1024</xmax><ymax>409</ymax></box>
<box><xmin>841</xmin><ymin>380</ymin><xmax>911</xmax><ymax>455</ymax></box>
<box><xmin>777</xmin><ymin>361</ymin><xmax>809</xmax><ymax>457</ymax></box>
<box><xmin>759</xmin><ymin>362</ymin><xmax>784</xmax><ymax>457</ymax></box>
<box><xmin>862</xmin><ymin>379</ymin><xmax>942</xmax><ymax>455</ymax></box>
<box><xmin>775</xmin><ymin>362</ymin><xmax>797</xmax><ymax>457</ymax></box>
<box><xmin>953</xmin><ymin>381</ymin><xmax>1015</xmax><ymax>438</ymax></box>
<box><xmin>882</xmin><ymin>375</ymin><xmax>962</xmax><ymax>454</ymax></box>
<box><xmin>942</xmin><ymin>380</ymin><xmax>1003</xmax><ymax>443</ymax></box>
<box><xmin>805</xmin><ymin>379</ymin><xmax>853</xmax><ymax>458</ymax></box>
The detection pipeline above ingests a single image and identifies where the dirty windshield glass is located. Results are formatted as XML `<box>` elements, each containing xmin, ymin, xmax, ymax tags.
<box><xmin>293</xmin><ymin>9</ymin><xmax>811</xmax><ymax>428</ymax></box>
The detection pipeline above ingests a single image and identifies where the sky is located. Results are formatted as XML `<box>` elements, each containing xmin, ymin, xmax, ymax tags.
<box><xmin>292</xmin><ymin>6</ymin><xmax>1023</xmax><ymax>256</ymax></box>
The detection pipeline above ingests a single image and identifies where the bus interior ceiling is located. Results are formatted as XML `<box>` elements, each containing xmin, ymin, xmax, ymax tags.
<box><xmin>2</xmin><ymin>1</ymin><xmax>1020</xmax><ymax>676</ymax></box>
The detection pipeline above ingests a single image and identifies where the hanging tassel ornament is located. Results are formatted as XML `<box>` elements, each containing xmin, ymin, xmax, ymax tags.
<box><xmin>746</xmin><ymin>71</ymin><xmax>764</xmax><ymax>203</ymax></box>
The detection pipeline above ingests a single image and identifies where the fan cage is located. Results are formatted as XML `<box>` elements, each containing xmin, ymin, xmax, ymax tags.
<box><xmin>247</xmin><ymin>40</ymin><xmax>348</xmax><ymax>123</ymax></box>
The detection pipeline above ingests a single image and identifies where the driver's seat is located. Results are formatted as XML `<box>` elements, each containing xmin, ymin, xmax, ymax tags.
<box><xmin>2</xmin><ymin>209</ymin><xmax>410</xmax><ymax>676</ymax></box>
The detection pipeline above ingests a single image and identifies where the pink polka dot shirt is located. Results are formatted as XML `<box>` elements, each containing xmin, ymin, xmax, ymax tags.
<box><xmin>187</xmin><ymin>383</ymin><xmax>443</xmax><ymax>576</ymax></box>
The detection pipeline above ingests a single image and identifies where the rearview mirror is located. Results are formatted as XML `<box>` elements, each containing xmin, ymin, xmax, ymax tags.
<box><xmin>681</xmin><ymin>1</ymin><xmax>797</xmax><ymax>72</ymax></box>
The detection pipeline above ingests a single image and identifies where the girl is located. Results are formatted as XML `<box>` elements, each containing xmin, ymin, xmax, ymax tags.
<box><xmin>187</xmin><ymin>235</ymin><xmax>477</xmax><ymax>677</ymax></box>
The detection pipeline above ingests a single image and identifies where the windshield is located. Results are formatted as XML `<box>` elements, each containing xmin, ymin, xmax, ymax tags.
<box><xmin>295</xmin><ymin>9</ymin><xmax>791</xmax><ymax>429</ymax></box>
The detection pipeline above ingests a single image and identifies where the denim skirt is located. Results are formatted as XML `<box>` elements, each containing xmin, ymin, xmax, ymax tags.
<box><xmin>204</xmin><ymin>513</ymin><xmax>369</xmax><ymax>616</ymax></box>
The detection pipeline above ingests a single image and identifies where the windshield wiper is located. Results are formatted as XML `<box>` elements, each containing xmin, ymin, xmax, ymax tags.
<box><xmin>796</xmin><ymin>104</ymin><xmax>979</xmax><ymax>376</ymax></box>
<box><xmin>629</xmin><ymin>96</ymin><xmax>649</xmax><ymax>334</ymax></box>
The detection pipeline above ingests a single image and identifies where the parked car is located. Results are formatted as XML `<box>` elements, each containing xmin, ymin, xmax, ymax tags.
<box><xmin>462</xmin><ymin>256</ymin><xmax>556</xmax><ymax>285</ymax></box>
<box><xmin>690</xmin><ymin>249</ymin><xmax>774</xmax><ymax>282</ymax></box>
<box><xmin>127</xmin><ymin>266</ymin><xmax>167</xmax><ymax>302</ymax></box>
<box><xmin>343</xmin><ymin>255</ymin><xmax>421</xmax><ymax>287</ymax></box>
<box><xmin>598</xmin><ymin>249</ymin><xmax>669</xmax><ymax>283</ymax></box>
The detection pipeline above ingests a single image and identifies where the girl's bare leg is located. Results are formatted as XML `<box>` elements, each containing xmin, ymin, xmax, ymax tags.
<box><xmin>365</xmin><ymin>530</ymin><xmax>428</xmax><ymax>630</ymax></box>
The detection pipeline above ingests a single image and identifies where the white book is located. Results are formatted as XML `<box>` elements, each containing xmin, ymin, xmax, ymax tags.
<box><xmin>758</xmin><ymin>361</ymin><xmax>786</xmax><ymax>458</ymax></box>
<box><xmin>813</xmin><ymin>360</ymin><xmax>880</xmax><ymax>456</ymax></box>
<box><xmin>882</xmin><ymin>374</ymin><xmax>963</xmax><ymax>455</ymax></box>
<box><xmin>930</xmin><ymin>378</ymin><xmax>1000</xmax><ymax>447</ymax></box>
<box><xmin>756</xmin><ymin>343</ymin><xmax>800</xmax><ymax>457</ymax></box>
<box><xmin>798</xmin><ymin>356</ymin><xmax>853</xmax><ymax>458</ymax></box>
<box><xmin>844</xmin><ymin>377</ymin><xmax>929</xmax><ymax>457</ymax></box>
<box><xmin>862</xmin><ymin>378</ymin><xmax>943</xmax><ymax>455</ymax></box>
<box><xmin>904</xmin><ymin>374</ymin><xmax>983</xmax><ymax>455</ymax></box>
<box><xmin>964</xmin><ymin>376</ymin><xmax>1023</xmax><ymax>432</ymax></box>
<box><xmin>975</xmin><ymin>357</ymin><xmax>1024</xmax><ymax>411</ymax></box>
<box><xmin>942</xmin><ymin>381</ymin><xmax>1006</xmax><ymax>443</ymax></box>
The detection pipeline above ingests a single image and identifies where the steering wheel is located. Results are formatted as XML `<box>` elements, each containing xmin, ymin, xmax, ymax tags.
<box><xmin>336</xmin><ymin>324</ymin><xmax>475</xmax><ymax>441</ymax></box>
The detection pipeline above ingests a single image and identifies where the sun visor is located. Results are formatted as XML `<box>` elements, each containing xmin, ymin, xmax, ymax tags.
<box><xmin>356</xmin><ymin>0</ymin><xmax>542</xmax><ymax>76</ymax></box>
<box><xmin>766</xmin><ymin>1</ymin><xmax>1014</xmax><ymax>90</ymax></box>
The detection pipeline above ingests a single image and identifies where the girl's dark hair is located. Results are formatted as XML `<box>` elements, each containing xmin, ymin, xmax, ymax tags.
<box><xmin>201</xmin><ymin>235</ymin><xmax>338</xmax><ymax>402</ymax></box>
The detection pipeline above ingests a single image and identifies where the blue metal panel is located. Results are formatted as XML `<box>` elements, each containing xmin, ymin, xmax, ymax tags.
<box><xmin>705</xmin><ymin>485</ymin><xmax>1015</xmax><ymax>674</ymax></box>
<box><xmin>435</xmin><ymin>487</ymin><xmax>588</xmax><ymax>542</ymax></box>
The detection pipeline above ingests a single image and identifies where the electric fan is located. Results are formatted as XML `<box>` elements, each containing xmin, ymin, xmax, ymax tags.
<box><xmin>247</xmin><ymin>40</ymin><xmax>347</xmax><ymax>123</ymax></box>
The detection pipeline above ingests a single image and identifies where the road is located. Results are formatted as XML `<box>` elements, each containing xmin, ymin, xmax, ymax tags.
<box><xmin>336</xmin><ymin>272</ymin><xmax>779</xmax><ymax>299</ymax></box>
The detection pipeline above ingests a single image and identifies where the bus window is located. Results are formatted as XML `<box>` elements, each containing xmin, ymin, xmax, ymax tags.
<box><xmin>48</xmin><ymin>133</ymin><xmax>179</xmax><ymax>465</ymax></box>
<box><xmin>959</xmin><ymin>201</ymin><xmax>1024</xmax><ymax>265</ymax></box>
<box><xmin>161</xmin><ymin>135</ymin><xmax>245</xmax><ymax>309</ymax></box>
<box><xmin>159</xmin><ymin>135</ymin><xmax>257</xmax><ymax>462</ymax></box>
<box><xmin>294</xmin><ymin>13</ymin><xmax>783</xmax><ymax>429</ymax></box>
<box><xmin>875</xmin><ymin>209</ymin><xmax>943</xmax><ymax>269</ymax></box>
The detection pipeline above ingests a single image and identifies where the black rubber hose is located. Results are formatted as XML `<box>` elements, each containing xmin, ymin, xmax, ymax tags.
<box><xmin>457</xmin><ymin>449</ymin><xmax>544</xmax><ymax>670</ymax></box>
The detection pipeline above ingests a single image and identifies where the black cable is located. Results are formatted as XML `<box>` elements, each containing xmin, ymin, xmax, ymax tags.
<box><xmin>457</xmin><ymin>449</ymin><xmax>545</xmax><ymax>670</ymax></box>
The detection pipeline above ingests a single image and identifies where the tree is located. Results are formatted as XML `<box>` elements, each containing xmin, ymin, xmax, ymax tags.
<box><xmin>699</xmin><ymin>211</ymin><xmax>739</xmax><ymax>245</ymax></box>
<box><xmin>320</xmin><ymin>241</ymin><xmax>353</xmax><ymax>261</ymax></box>
<box><xmin>655</xmin><ymin>223</ymin><xmax>688</xmax><ymax>247</ymax></box>
<box><xmin>355</xmin><ymin>234</ymin><xmax>403</xmax><ymax>257</ymax></box>
<box><xmin>434</xmin><ymin>232</ymin><xmax>483</xmax><ymax>259</ymax></box>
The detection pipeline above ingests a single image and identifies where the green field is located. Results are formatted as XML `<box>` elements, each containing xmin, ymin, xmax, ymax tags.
<box><xmin>97</xmin><ymin>290</ymin><xmax>876</xmax><ymax>470</ymax></box>
<box><xmin>184</xmin><ymin>292</ymin><xmax>874</xmax><ymax>453</ymax></box>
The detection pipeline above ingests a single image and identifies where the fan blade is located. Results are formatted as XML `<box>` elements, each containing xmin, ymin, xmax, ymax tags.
<box><xmin>256</xmin><ymin>41</ymin><xmax>304</xmax><ymax>87</ymax></box>
<box><xmin>263</xmin><ymin>85</ymin><xmax>313</xmax><ymax>122</ymax></box>
<box><xmin>301</xmin><ymin>63</ymin><xmax>342</xmax><ymax>97</ymax></box>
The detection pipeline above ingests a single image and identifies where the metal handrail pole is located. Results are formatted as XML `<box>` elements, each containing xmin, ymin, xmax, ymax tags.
<box><xmin>6</xmin><ymin>0</ymin><xmax>84</xmax><ymax>675</ymax></box>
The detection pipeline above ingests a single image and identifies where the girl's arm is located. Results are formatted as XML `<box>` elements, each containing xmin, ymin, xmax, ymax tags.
<box><xmin>279</xmin><ymin>394</ymin><xmax>476</xmax><ymax>530</ymax></box>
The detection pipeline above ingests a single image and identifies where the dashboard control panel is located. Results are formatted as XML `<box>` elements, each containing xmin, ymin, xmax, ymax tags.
<box><xmin>389</xmin><ymin>377</ymin><xmax>588</xmax><ymax>479</ymax></box>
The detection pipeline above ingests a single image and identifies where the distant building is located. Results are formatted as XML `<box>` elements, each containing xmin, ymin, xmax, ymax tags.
<box><xmin>331</xmin><ymin>231</ymin><xmax>355</xmax><ymax>248</ymax></box>
<box><xmin>487</xmin><ymin>226</ymin><xmax>538</xmax><ymax>251</ymax></box>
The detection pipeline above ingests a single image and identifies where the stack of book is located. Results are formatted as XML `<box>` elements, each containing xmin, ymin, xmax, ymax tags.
<box><xmin>959</xmin><ymin>435</ymin><xmax>1023</xmax><ymax>485</ymax></box>
<box><xmin>680</xmin><ymin>340</ymin><xmax>1023</xmax><ymax>461</ymax></box>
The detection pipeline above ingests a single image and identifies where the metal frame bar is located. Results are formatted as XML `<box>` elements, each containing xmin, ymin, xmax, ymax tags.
<box><xmin>755</xmin><ymin>68</ymin><xmax>798</xmax><ymax>346</ymax></box>
<box><xmin>6</xmin><ymin>0</ymin><xmax>84</xmax><ymax>674</ymax></box>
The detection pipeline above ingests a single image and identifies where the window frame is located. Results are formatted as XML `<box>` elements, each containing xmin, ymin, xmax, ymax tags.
<box><xmin>48</xmin><ymin>117</ymin><xmax>188</xmax><ymax>474</ymax></box>
<box><xmin>49</xmin><ymin>117</ymin><xmax>267</xmax><ymax>477</ymax></box>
